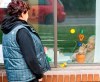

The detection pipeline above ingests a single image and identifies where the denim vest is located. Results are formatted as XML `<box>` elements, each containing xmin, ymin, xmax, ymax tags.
<box><xmin>2</xmin><ymin>24</ymin><xmax>50</xmax><ymax>82</ymax></box>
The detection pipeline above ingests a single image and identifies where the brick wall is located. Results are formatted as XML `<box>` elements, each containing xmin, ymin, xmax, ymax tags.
<box><xmin>41</xmin><ymin>74</ymin><xmax>100</xmax><ymax>82</ymax></box>
<box><xmin>0</xmin><ymin>66</ymin><xmax>100</xmax><ymax>82</ymax></box>
<box><xmin>41</xmin><ymin>70</ymin><xmax>100</xmax><ymax>82</ymax></box>
<box><xmin>0</xmin><ymin>70</ymin><xmax>8</xmax><ymax>82</ymax></box>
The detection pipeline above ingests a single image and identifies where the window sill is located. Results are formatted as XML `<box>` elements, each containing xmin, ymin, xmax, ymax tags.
<box><xmin>45</xmin><ymin>64</ymin><xmax>100</xmax><ymax>75</ymax></box>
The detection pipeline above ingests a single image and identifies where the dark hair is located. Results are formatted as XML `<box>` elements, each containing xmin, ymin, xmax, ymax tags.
<box><xmin>7</xmin><ymin>0</ymin><xmax>30</xmax><ymax>17</ymax></box>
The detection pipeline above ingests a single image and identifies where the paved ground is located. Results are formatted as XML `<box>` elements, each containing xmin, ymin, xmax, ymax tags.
<box><xmin>59</xmin><ymin>17</ymin><xmax>95</xmax><ymax>26</ymax></box>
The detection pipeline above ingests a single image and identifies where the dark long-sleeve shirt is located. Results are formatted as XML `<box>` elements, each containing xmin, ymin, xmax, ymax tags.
<box><xmin>16</xmin><ymin>28</ymin><xmax>43</xmax><ymax>79</ymax></box>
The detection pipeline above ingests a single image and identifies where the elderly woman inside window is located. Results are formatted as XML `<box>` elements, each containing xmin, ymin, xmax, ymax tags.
<box><xmin>71</xmin><ymin>35</ymin><xmax>95</xmax><ymax>63</ymax></box>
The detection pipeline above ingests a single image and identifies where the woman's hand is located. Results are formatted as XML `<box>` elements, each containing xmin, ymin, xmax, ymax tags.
<box><xmin>79</xmin><ymin>43</ymin><xmax>87</xmax><ymax>54</ymax></box>
<box><xmin>39</xmin><ymin>78</ymin><xmax>43</xmax><ymax>82</ymax></box>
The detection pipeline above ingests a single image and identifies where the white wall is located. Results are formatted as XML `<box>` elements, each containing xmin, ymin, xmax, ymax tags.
<box><xmin>0</xmin><ymin>45</ymin><xmax>4</xmax><ymax>63</ymax></box>
<box><xmin>94</xmin><ymin>0</ymin><xmax>100</xmax><ymax>63</ymax></box>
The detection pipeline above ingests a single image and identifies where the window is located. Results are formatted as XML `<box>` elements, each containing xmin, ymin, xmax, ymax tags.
<box><xmin>27</xmin><ymin>0</ymin><xmax>55</xmax><ymax>66</ymax></box>
<box><xmin>0</xmin><ymin>0</ymin><xmax>99</xmax><ymax>66</ymax></box>
<box><xmin>38</xmin><ymin>0</ymin><xmax>49</xmax><ymax>5</ymax></box>
<box><xmin>28</xmin><ymin>0</ymin><xmax>49</xmax><ymax>5</ymax></box>
<box><xmin>57</xmin><ymin>0</ymin><xmax>96</xmax><ymax>65</ymax></box>
<box><xmin>58</xmin><ymin>0</ymin><xmax>63</xmax><ymax>5</ymax></box>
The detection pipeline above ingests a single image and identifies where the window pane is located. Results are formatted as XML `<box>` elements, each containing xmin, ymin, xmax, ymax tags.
<box><xmin>57</xmin><ymin>0</ymin><xmax>96</xmax><ymax>65</ymax></box>
<box><xmin>28</xmin><ymin>0</ymin><xmax>49</xmax><ymax>5</ymax></box>
<box><xmin>0</xmin><ymin>0</ymin><xmax>54</xmax><ymax>66</ymax></box>
<box><xmin>28</xmin><ymin>0</ymin><xmax>54</xmax><ymax>66</ymax></box>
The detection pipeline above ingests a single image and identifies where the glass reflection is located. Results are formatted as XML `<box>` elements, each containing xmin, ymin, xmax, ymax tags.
<box><xmin>57</xmin><ymin>0</ymin><xmax>96</xmax><ymax>64</ymax></box>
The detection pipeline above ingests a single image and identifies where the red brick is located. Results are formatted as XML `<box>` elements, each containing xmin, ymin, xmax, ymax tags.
<box><xmin>88</xmin><ymin>74</ymin><xmax>93</xmax><ymax>82</ymax></box>
<box><xmin>46</xmin><ymin>75</ymin><xmax>52</xmax><ymax>82</ymax></box>
<box><xmin>64</xmin><ymin>75</ymin><xmax>69</xmax><ymax>82</ymax></box>
<box><xmin>0</xmin><ymin>72</ymin><xmax>2</xmax><ymax>82</ymax></box>
<box><xmin>42</xmin><ymin>75</ymin><xmax>47</xmax><ymax>82</ymax></box>
<box><xmin>76</xmin><ymin>74</ymin><xmax>81</xmax><ymax>82</ymax></box>
<box><xmin>70</xmin><ymin>75</ymin><xmax>75</xmax><ymax>82</ymax></box>
<box><xmin>52</xmin><ymin>75</ymin><xmax>57</xmax><ymax>82</ymax></box>
<box><xmin>82</xmin><ymin>74</ymin><xmax>87</xmax><ymax>82</ymax></box>
<box><xmin>58</xmin><ymin>75</ymin><xmax>63</xmax><ymax>82</ymax></box>
<box><xmin>3</xmin><ymin>72</ymin><xmax>8</xmax><ymax>82</ymax></box>
<box><xmin>93</xmin><ymin>74</ymin><xmax>100</xmax><ymax>81</ymax></box>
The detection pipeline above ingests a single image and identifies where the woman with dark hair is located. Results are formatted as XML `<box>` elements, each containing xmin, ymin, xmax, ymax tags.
<box><xmin>1</xmin><ymin>0</ymin><xmax>50</xmax><ymax>82</ymax></box>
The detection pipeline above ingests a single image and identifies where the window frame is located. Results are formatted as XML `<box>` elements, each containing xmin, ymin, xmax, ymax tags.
<box><xmin>53</xmin><ymin>0</ymin><xmax>98</xmax><ymax>67</ymax></box>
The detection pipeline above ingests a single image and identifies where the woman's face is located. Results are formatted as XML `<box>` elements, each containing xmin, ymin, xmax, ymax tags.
<box><xmin>87</xmin><ymin>40</ymin><xmax>95</xmax><ymax>52</ymax></box>
<box><xmin>19</xmin><ymin>11</ymin><xmax>29</xmax><ymax>21</ymax></box>
<box><xmin>22</xmin><ymin>11</ymin><xmax>29</xmax><ymax>21</ymax></box>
